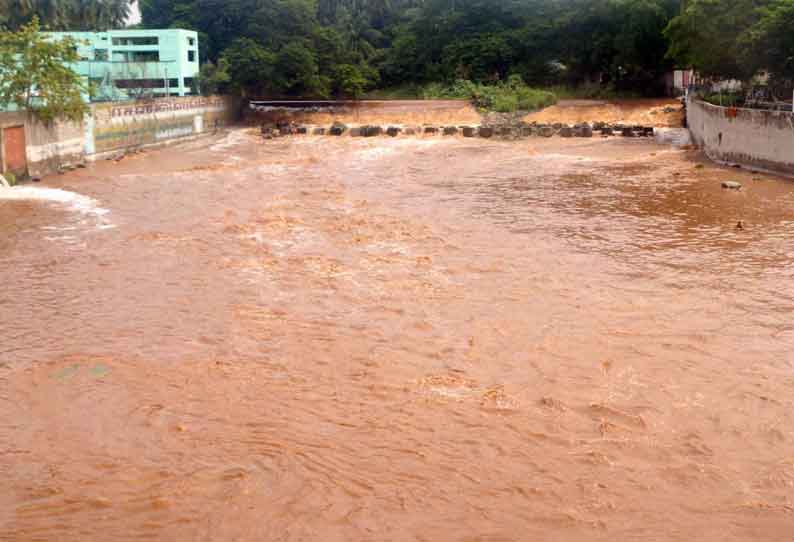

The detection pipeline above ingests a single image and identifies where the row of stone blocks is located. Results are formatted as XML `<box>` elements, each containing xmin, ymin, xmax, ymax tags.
<box><xmin>263</xmin><ymin>122</ymin><xmax>655</xmax><ymax>139</ymax></box>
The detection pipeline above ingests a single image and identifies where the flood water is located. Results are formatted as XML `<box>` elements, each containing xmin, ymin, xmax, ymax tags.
<box><xmin>1</xmin><ymin>130</ymin><xmax>793</xmax><ymax>541</ymax></box>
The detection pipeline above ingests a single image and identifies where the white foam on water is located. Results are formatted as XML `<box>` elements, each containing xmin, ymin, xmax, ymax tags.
<box><xmin>0</xmin><ymin>186</ymin><xmax>115</xmax><ymax>230</ymax></box>
<box><xmin>210</xmin><ymin>129</ymin><xmax>251</xmax><ymax>152</ymax></box>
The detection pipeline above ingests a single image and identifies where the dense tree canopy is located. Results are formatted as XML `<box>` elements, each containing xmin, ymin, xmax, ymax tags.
<box><xmin>4</xmin><ymin>0</ymin><xmax>794</xmax><ymax>98</ymax></box>
<box><xmin>0</xmin><ymin>0</ymin><xmax>131</xmax><ymax>31</ymax></box>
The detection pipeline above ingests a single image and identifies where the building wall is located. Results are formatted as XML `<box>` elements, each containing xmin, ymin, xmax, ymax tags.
<box><xmin>47</xmin><ymin>29</ymin><xmax>199</xmax><ymax>98</ymax></box>
<box><xmin>0</xmin><ymin>112</ymin><xmax>84</xmax><ymax>177</ymax></box>
<box><xmin>687</xmin><ymin>97</ymin><xmax>794</xmax><ymax>176</ymax></box>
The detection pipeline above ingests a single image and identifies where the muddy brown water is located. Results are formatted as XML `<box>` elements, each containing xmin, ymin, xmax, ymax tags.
<box><xmin>1</xmin><ymin>130</ymin><xmax>793</xmax><ymax>541</ymax></box>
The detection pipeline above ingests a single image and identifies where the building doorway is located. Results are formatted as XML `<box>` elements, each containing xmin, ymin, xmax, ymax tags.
<box><xmin>2</xmin><ymin>126</ymin><xmax>27</xmax><ymax>176</ymax></box>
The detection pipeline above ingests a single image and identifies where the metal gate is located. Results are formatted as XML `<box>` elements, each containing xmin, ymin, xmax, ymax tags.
<box><xmin>2</xmin><ymin>126</ymin><xmax>27</xmax><ymax>175</ymax></box>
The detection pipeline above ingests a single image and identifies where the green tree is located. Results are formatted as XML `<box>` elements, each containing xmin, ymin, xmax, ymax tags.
<box><xmin>665</xmin><ymin>0</ymin><xmax>761</xmax><ymax>80</ymax></box>
<box><xmin>745</xmin><ymin>0</ymin><xmax>794</xmax><ymax>84</ymax></box>
<box><xmin>221</xmin><ymin>37</ymin><xmax>277</xmax><ymax>96</ymax></box>
<box><xmin>198</xmin><ymin>58</ymin><xmax>231</xmax><ymax>95</ymax></box>
<box><xmin>0</xmin><ymin>17</ymin><xmax>89</xmax><ymax>121</ymax></box>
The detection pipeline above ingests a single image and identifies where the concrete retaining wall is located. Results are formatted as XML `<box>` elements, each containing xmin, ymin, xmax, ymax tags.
<box><xmin>90</xmin><ymin>96</ymin><xmax>235</xmax><ymax>156</ymax></box>
<box><xmin>687</xmin><ymin>97</ymin><xmax>794</xmax><ymax>176</ymax></box>
<box><xmin>0</xmin><ymin>95</ymin><xmax>236</xmax><ymax>178</ymax></box>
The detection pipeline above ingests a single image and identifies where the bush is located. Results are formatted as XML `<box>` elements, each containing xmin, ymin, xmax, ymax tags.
<box><xmin>702</xmin><ymin>92</ymin><xmax>744</xmax><ymax>107</ymax></box>
<box><xmin>1</xmin><ymin>171</ymin><xmax>17</xmax><ymax>186</ymax></box>
<box><xmin>420</xmin><ymin>77</ymin><xmax>556</xmax><ymax>112</ymax></box>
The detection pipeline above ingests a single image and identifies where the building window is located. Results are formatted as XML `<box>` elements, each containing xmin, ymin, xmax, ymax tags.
<box><xmin>115</xmin><ymin>78</ymin><xmax>166</xmax><ymax>89</ymax></box>
<box><xmin>183</xmin><ymin>77</ymin><xmax>195</xmax><ymax>88</ymax></box>
<box><xmin>112</xmin><ymin>36</ymin><xmax>159</xmax><ymax>46</ymax></box>
<box><xmin>130</xmin><ymin>51</ymin><xmax>160</xmax><ymax>62</ymax></box>
<box><xmin>94</xmin><ymin>49</ymin><xmax>108</xmax><ymax>61</ymax></box>
<box><xmin>167</xmin><ymin>78</ymin><xmax>179</xmax><ymax>88</ymax></box>
<box><xmin>187</xmin><ymin>50</ymin><xmax>196</xmax><ymax>62</ymax></box>
<box><xmin>188</xmin><ymin>37</ymin><xmax>195</xmax><ymax>46</ymax></box>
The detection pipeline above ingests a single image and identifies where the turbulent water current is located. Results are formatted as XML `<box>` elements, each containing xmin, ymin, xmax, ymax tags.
<box><xmin>1</xmin><ymin>130</ymin><xmax>793</xmax><ymax>541</ymax></box>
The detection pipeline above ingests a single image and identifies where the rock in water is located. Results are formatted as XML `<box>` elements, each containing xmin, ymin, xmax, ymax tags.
<box><xmin>478</xmin><ymin>127</ymin><xmax>494</xmax><ymax>138</ymax></box>
<box><xmin>443</xmin><ymin>126</ymin><xmax>458</xmax><ymax>136</ymax></box>
<box><xmin>362</xmin><ymin>125</ymin><xmax>383</xmax><ymax>137</ymax></box>
<box><xmin>559</xmin><ymin>126</ymin><xmax>573</xmax><ymax>138</ymax></box>
<box><xmin>330</xmin><ymin>122</ymin><xmax>347</xmax><ymax>136</ymax></box>
<box><xmin>461</xmin><ymin>126</ymin><xmax>476</xmax><ymax>137</ymax></box>
<box><xmin>424</xmin><ymin>126</ymin><xmax>438</xmax><ymax>134</ymax></box>
<box><xmin>386</xmin><ymin>127</ymin><xmax>401</xmax><ymax>137</ymax></box>
<box><xmin>722</xmin><ymin>181</ymin><xmax>742</xmax><ymax>190</ymax></box>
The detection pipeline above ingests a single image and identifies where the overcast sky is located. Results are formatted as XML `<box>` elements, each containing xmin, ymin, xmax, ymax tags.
<box><xmin>128</xmin><ymin>0</ymin><xmax>142</xmax><ymax>25</ymax></box>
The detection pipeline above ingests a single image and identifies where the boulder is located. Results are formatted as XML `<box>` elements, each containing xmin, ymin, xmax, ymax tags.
<box><xmin>462</xmin><ymin>126</ymin><xmax>477</xmax><ymax>137</ymax></box>
<box><xmin>539</xmin><ymin>126</ymin><xmax>555</xmax><ymax>137</ymax></box>
<box><xmin>313</xmin><ymin>127</ymin><xmax>326</xmax><ymax>135</ymax></box>
<box><xmin>424</xmin><ymin>126</ymin><xmax>438</xmax><ymax>134</ymax></box>
<box><xmin>621</xmin><ymin>127</ymin><xmax>635</xmax><ymax>137</ymax></box>
<box><xmin>330</xmin><ymin>122</ymin><xmax>347</xmax><ymax>136</ymax></box>
<box><xmin>722</xmin><ymin>180</ymin><xmax>742</xmax><ymax>190</ymax></box>
<box><xmin>600</xmin><ymin>126</ymin><xmax>614</xmax><ymax>136</ymax></box>
<box><xmin>349</xmin><ymin>127</ymin><xmax>362</xmax><ymax>137</ymax></box>
<box><xmin>362</xmin><ymin>125</ymin><xmax>383</xmax><ymax>137</ymax></box>
<box><xmin>386</xmin><ymin>126</ymin><xmax>402</xmax><ymax>137</ymax></box>
<box><xmin>443</xmin><ymin>126</ymin><xmax>459</xmax><ymax>135</ymax></box>
<box><xmin>478</xmin><ymin>127</ymin><xmax>494</xmax><ymax>138</ymax></box>
<box><xmin>559</xmin><ymin>126</ymin><xmax>573</xmax><ymax>137</ymax></box>
<box><xmin>577</xmin><ymin>125</ymin><xmax>593</xmax><ymax>137</ymax></box>
<box><xmin>643</xmin><ymin>127</ymin><xmax>655</xmax><ymax>137</ymax></box>
<box><xmin>296</xmin><ymin>126</ymin><xmax>308</xmax><ymax>135</ymax></box>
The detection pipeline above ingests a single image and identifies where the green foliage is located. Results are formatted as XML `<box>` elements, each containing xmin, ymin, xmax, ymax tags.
<box><xmin>0</xmin><ymin>0</ymin><xmax>131</xmax><ymax>31</ymax></box>
<box><xmin>701</xmin><ymin>91</ymin><xmax>744</xmax><ymax>107</ymax></box>
<box><xmin>0</xmin><ymin>17</ymin><xmax>89</xmax><ymax>122</ymax></box>
<box><xmin>664</xmin><ymin>0</ymin><xmax>761</xmax><ymax>81</ymax></box>
<box><xmin>198</xmin><ymin>59</ymin><xmax>231</xmax><ymax>95</ymax></box>
<box><xmin>745</xmin><ymin>0</ymin><xmax>794</xmax><ymax>84</ymax></box>
<box><xmin>2</xmin><ymin>171</ymin><xmax>17</xmax><ymax>186</ymax></box>
<box><xmin>422</xmin><ymin>76</ymin><xmax>557</xmax><ymax>112</ymax></box>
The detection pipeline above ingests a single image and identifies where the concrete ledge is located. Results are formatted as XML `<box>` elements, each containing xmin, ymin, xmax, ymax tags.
<box><xmin>687</xmin><ymin>98</ymin><xmax>794</xmax><ymax>177</ymax></box>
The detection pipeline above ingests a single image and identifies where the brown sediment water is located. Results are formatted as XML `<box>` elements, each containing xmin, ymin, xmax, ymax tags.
<box><xmin>249</xmin><ymin>99</ymin><xmax>482</xmax><ymax>127</ymax></box>
<box><xmin>1</xmin><ymin>129</ymin><xmax>793</xmax><ymax>541</ymax></box>
<box><xmin>524</xmin><ymin>98</ymin><xmax>685</xmax><ymax>127</ymax></box>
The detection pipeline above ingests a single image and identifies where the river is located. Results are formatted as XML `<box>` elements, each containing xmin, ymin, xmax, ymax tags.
<box><xmin>1</xmin><ymin>130</ymin><xmax>793</xmax><ymax>540</ymax></box>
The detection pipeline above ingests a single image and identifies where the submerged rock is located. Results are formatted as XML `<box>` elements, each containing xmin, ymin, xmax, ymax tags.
<box><xmin>330</xmin><ymin>122</ymin><xmax>347</xmax><ymax>136</ymax></box>
<box><xmin>313</xmin><ymin>127</ymin><xmax>326</xmax><ymax>135</ymax></box>
<box><xmin>478</xmin><ymin>127</ymin><xmax>494</xmax><ymax>138</ymax></box>
<box><xmin>386</xmin><ymin>126</ymin><xmax>401</xmax><ymax>137</ymax></box>
<box><xmin>424</xmin><ymin>126</ymin><xmax>438</xmax><ymax>134</ymax></box>
<box><xmin>362</xmin><ymin>125</ymin><xmax>383</xmax><ymax>137</ymax></box>
<box><xmin>462</xmin><ymin>126</ymin><xmax>477</xmax><ymax>137</ymax></box>
<box><xmin>559</xmin><ymin>126</ymin><xmax>573</xmax><ymax>137</ymax></box>
<box><xmin>443</xmin><ymin>126</ymin><xmax>459</xmax><ymax>136</ymax></box>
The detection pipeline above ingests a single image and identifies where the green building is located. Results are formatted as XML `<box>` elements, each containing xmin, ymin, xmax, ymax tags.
<box><xmin>46</xmin><ymin>29</ymin><xmax>199</xmax><ymax>101</ymax></box>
